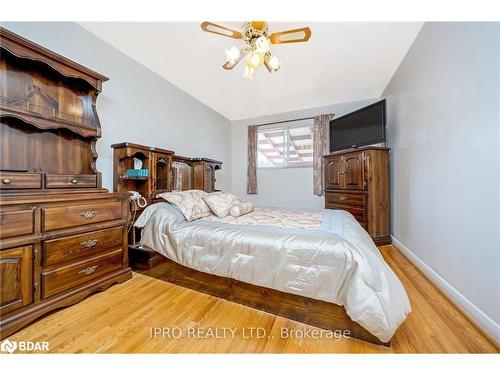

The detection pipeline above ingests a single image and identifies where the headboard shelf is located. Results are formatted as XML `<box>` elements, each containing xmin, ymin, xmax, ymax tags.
<box><xmin>112</xmin><ymin>142</ymin><xmax>223</xmax><ymax>202</ymax></box>
<box><xmin>119</xmin><ymin>175</ymin><xmax>149</xmax><ymax>181</ymax></box>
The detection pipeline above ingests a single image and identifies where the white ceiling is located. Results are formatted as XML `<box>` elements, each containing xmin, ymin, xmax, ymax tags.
<box><xmin>80</xmin><ymin>22</ymin><xmax>423</xmax><ymax>121</ymax></box>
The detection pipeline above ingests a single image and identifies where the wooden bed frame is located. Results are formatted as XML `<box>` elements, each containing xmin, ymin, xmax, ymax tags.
<box><xmin>120</xmin><ymin>141</ymin><xmax>389</xmax><ymax>347</ymax></box>
<box><xmin>137</xmin><ymin>255</ymin><xmax>389</xmax><ymax>347</ymax></box>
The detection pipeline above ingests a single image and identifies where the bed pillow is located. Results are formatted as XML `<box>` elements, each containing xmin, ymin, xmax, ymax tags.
<box><xmin>229</xmin><ymin>201</ymin><xmax>254</xmax><ymax>217</ymax></box>
<box><xmin>157</xmin><ymin>190</ymin><xmax>211</xmax><ymax>222</ymax></box>
<box><xmin>203</xmin><ymin>191</ymin><xmax>241</xmax><ymax>218</ymax></box>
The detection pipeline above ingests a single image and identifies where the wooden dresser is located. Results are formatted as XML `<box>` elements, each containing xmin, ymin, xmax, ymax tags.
<box><xmin>0</xmin><ymin>28</ymin><xmax>132</xmax><ymax>338</ymax></box>
<box><xmin>323</xmin><ymin>147</ymin><xmax>391</xmax><ymax>245</ymax></box>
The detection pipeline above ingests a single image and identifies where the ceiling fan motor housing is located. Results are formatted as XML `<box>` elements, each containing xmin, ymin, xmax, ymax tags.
<box><xmin>243</xmin><ymin>21</ymin><xmax>269</xmax><ymax>42</ymax></box>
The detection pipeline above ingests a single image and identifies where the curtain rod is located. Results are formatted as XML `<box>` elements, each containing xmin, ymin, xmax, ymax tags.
<box><xmin>256</xmin><ymin>116</ymin><xmax>315</xmax><ymax>127</ymax></box>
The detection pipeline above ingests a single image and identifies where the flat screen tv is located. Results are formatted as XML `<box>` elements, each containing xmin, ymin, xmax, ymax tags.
<box><xmin>329</xmin><ymin>99</ymin><xmax>386</xmax><ymax>152</ymax></box>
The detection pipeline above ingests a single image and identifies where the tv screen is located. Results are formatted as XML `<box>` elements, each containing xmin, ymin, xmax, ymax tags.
<box><xmin>329</xmin><ymin>100</ymin><xmax>386</xmax><ymax>152</ymax></box>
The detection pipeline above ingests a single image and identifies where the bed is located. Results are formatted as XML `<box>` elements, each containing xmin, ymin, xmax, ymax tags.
<box><xmin>135</xmin><ymin>202</ymin><xmax>411</xmax><ymax>346</ymax></box>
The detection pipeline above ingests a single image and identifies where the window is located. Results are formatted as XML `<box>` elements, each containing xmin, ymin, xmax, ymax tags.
<box><xmin>257</xmin><ymin>120</ymin><xmax>314</xmax><ymax>168</ymax></box>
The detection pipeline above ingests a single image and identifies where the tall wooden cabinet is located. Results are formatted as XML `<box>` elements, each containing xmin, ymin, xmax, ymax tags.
<box><xmin>324</xmin><ymin>147</ymin><xmax>391</xmax><ymax>245</ymax></box>
<box><xmin>0</xmin><ymin>28</ymin><xmax>132</xmax><ymax>339</ymax></box>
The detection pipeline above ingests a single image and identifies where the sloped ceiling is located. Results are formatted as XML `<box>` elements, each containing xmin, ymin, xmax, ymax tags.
<box><xmin>80</xmin><ymin>22</ymin><xmax>423</xmax><ymax>120</ymax></box>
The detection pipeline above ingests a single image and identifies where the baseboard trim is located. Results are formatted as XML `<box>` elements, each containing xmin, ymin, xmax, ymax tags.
<box><xmin>391</xmin><ymin>235</ymin><xmax>500</xmax><ymax>347</ymax></box>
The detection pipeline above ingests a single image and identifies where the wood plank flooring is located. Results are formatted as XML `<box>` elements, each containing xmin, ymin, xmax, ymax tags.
<box><xmin>4</xmin><ymin>245</ymin><xmax>498</xmax><ymax>353</ymax></box>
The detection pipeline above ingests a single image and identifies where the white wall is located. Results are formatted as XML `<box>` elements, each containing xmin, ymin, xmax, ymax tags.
<box><xmin>231</xmin><ymin>99</ymin><xmax>378</xmax><ymax>209</ymax></box>
<box><xmin>2</xmin><ymin>22</ymin><xmax>232</xmax><ymax>191</ymax></box>
<box><xmin>382</xmin><ymin>22</ymin><xmax>500</xmax><ymax>340</ymax></box>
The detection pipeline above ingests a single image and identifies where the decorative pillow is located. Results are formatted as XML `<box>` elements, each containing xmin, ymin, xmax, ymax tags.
<box><xmin>203</xmin><ymin>192</ymin><xmax>241</xmax><ymax>218</ymax></box>
<box><xmin>229</xmin><ymin>201</ymin><xmax>254</xmax><ymax>217</ymax></box>
<box><xmin>157</xmin><ymin>189</ymin><xmax>211</xmax><ymax>222</ymax></box>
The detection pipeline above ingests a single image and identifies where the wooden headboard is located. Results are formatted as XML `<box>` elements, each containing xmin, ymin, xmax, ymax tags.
<box><xmin>111</xmin><ymin>142</ymin><xmax>222</xmax><ymax>203</ymax></box>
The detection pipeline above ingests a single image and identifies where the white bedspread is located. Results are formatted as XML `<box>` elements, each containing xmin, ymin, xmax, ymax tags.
<box><xmin>136</xmin><ymin>203</ymin><xmax>411</xmax><ymax>342</ymax></box>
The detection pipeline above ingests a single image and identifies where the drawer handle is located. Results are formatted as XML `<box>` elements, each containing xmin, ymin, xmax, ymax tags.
<box><xmin>80</xmin><ymin>239</ymin><xmax>99</xmax><ymax>248</ymax></box>
<box><xmin>71</xmin><ymin>179</ymin><xmax>79</xmax><ymax>184</ymax></box>
<box><xmin>79</xmin><ymin>211</ymin><xmax>98</xmax><ymax>219</ymax></box>
<box><xmin>1</xmin><ymin>178</ymin><xmax>11</xmax><ymax>184</ymax></box>
<box><xmin>79</xmin><ymin>265</ymin><xmax>98</xmax><ymax>275</ymax></box>
<box><xmin>338</xmin><ymin>196</ymin><xmax>347</xmax><ymax>201</ymax></box>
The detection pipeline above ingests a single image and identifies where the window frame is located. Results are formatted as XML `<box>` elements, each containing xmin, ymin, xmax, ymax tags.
<box><xmin>256</xmin><ymin>120</ymin><xmax>314</xmax><ymax>169</ymax></box>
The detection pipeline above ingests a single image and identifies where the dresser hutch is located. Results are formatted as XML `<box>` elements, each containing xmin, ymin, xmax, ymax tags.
<box><xmin>0</xmin><ymin>28</ymin><xmax>132</xmax><ymax>338</ymax></box>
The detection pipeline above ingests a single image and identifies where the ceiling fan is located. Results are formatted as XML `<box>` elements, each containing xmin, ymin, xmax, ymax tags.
<box><xmin>200</xmin><ymin>21</ymin><xmax>312</xmax><ymax>79</ymax></box>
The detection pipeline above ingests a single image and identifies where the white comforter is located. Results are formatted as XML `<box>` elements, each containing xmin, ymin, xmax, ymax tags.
<box><xmin>136</xmin><ymin>203</ymin><xmax>411</xmax><ymax>342</ymax></box>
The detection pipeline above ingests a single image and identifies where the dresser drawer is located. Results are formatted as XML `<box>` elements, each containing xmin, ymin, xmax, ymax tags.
<box><xmin>41</xmin><ymin>249</ymin><xmax>123</xmax><ymax>299</ymax></box>
<box><xmin>42</xmin><ymin>201</ymin><xmax>123</xmax><ymax>231</ymax></box>
<box><xmin>0</xmin><ymin>173</ymin><xmax>42</xmax><ymax>190</ymax></box>
<box><xmin>43</xmin><ymin>226</ymin><xmax>123</xmax><ymax>266</ymax></box>
<box><xmin>45</xmin><ymin>174</ymin><xmax>97</xmax><ymax>189</ymax></box>
<box><xmin>0</xmin><ymin>209</ymin><xmax>35</xmax><ymax>239</ymax></box>
<box><xmin>326</xmin><ymin>203</ymin><xmax>366</xmax><ymax>222</ymax></box>
<box><xmin>325</xmin><ymin>192</ymin><xmax>365</xmax><ymax>207</ymax></box>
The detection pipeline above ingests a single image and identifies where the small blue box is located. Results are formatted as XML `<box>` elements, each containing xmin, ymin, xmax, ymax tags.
<box><xmin>126</xmin><ymin>169</ymin><xmax>149</xmax><ymax>177</ymax></box>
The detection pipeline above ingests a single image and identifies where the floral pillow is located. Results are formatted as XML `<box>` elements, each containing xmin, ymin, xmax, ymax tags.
<box><xmin>229</xmin><ymin>201</ymin><xmax>254</xmax><ymax>217</ymax></box>
<box><xmin>157</xmin><ymin>189</ymin><xmax>211</xmax><ymax>222</ymax></box>
<box><xmin>203</xmin><ymin>192</ymin><xmax>241</xmax><ymax>218</ymax></box>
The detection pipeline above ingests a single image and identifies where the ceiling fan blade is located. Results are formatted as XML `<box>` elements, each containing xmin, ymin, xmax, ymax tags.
<box><xmin>269</xmin><ymin>27</ymin><xmax>312</xmax><ymax>44</ymax></box>
<box><xmin>201</xmin><ymin>22</ymin><xmax>242</xmax><ymax>39</ymax></box>
<box><xmin>223</xmin><ymin>53</ymin><xmax>246</xmax><ymax>70</ymax></box>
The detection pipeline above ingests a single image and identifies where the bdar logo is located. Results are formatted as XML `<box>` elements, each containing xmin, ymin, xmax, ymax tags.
<box><xmin>0</xmin><ymin>339</ymin><xmax>49</xmax><ymax>353</ymax></box>
<box><xmin>0</xmin><ymin>339</ymin><xmax>17</xmax><ymax>354</ymax></box>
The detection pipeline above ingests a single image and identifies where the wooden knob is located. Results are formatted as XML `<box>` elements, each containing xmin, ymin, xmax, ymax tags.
<box><xmin>71</xmin><ymin>179</ymin><xmax>79</xmax><ymax>184</ymax></box>
<box><xmin>1</xmin><ymin>178</ymin><xmax>11</xmax><ymax>184</ymax></box>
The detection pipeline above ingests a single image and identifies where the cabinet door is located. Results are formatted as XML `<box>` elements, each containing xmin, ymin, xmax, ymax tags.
<box><xmin>192</xmin><ymin>162</ymin><xmax>204</xmax><ymax>191</ymax></box>
<box><xmin>343</xmin><ymin>153</ymin><xmax>364</xmax><ymax>190</ymax></box>
<box><xmin>0</xmin><ymin>245</ymin><xmax>33</xmax><ymax>315</ymax></box>
<box><xmin>324</xmin><ymin>156</ymin><xmax>343</xmax><ymax>190</ymax></box>
<box><xmin>204</xmin><ymin>164</ymin><xmax>215</xmax><ymax>193</ymax></box>
<box><xmin>153</xmin><ymin>153</ymin><xmax>171</xmax><ymax>196</ymax></box>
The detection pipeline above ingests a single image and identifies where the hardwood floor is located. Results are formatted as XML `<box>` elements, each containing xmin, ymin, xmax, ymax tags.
<box><xmin>4</xmin><ymin>245</ymin><xmax>498</xmax><ymax>353</ymax></box>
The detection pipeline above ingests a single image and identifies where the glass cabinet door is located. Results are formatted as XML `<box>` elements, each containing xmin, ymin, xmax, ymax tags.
<box><xmin>204</xmin><ymin>164</ymin><xmax>214</xmax><ymax>192</ymax></box>
<box><xmin>153</xmin><ymin>154</ymin><xmax>171</xmax><ymax>195</ymax></box>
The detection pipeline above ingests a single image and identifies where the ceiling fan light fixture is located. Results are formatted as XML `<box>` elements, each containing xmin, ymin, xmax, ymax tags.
<box><xmin>201</xmin><ymin>21</ymin><xmax>311</xmax><ymax>78</ymax></box>
<box><xmin>267</xmin><ymin>55</ymin><xmax>282</xmax><ymax>72</ymax></box>
<box><xmin>247</xmin><ymin>51</ymin><xmax>264</xmax><ymax>68</ymax></box>
<box><xmin>224</xmin><ymin>46</ymin><xmax>240</xmax><ymax>64</ymax></box>
<box><xmin>255</xmin><ymin>36</ymin><xmax>270</xmax><ymax>53</ymax></box>
<box><xmin>243</xmin><ymin>65</ymin><xmax>255</xmax><ymax>80</ymax></box>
